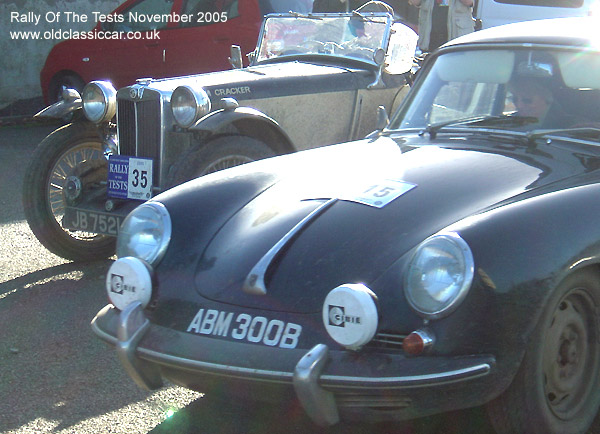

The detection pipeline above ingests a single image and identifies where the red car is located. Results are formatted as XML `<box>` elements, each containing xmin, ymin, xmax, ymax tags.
<box><xmin>40</xmin><ymin>0</ymin><xmax>302</xmax><ymax>104</ymax></box>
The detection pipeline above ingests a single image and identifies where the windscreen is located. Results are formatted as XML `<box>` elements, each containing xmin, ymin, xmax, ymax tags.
<box><xmin>391</xmin><ymin>47</ymin><xmax>600</xmax><ymax>132</ymax></box>
<box><xmin>256</xmin><ymin>14</ymin><xmax>390</xmax><ymax>66</ymax></box>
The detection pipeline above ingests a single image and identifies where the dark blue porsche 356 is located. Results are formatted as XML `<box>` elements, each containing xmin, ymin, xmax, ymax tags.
<box><xmin>93</xmin><ymin>17</ymin><xmax>600</xmax><ymax>433</ymax></box>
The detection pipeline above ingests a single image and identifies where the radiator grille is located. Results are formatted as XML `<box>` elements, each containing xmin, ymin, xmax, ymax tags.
<box><xmin>117</xmin><ymin>99</ymin><xmax>135</xmax><ymax>156</ymax></box>
<box><xmin>117</xmin><ymin>97</ymin><xmax>162</xmax><ymax>184</ymax></box>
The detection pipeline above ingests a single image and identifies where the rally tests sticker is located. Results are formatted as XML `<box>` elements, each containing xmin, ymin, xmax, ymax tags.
<box><xmin>108</xmin><ymin>155</ymin><xmax>153</xmax><ymax>200</ymax></box>
<box><xmin>187</xmin><ymin>309</ymin><xmax>302</xmax><ymax>349</ymax></box>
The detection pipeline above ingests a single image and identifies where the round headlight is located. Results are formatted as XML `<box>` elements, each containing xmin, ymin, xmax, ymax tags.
<box><xmin>82</xmin><ymin>81</ymin><xmax>117</xmax><ymax>123</ymax></box>
<box><xmin>117</xmin><ymin>202</ymin><xmax>172</xmax><ymax>266</ymax></box>
<box><xmin>171</xmin><ymin>85</ymin><xmax>211</xmax><ymax>128</ymax></box>
<box><xmin>405</xmin><ymin>232</ymin><xmax>474</xmax><ymax>319</ymax></box>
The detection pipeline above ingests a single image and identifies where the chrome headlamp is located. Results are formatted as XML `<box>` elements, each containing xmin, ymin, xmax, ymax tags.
<box><xmin>405</xmin><ymin>232</ymin><xmax>474</xmax><ymax>319</ymax></box>
<box><xmin>82</xmin><ymin>81</ymin><xmax>117</xmax><ymax>123</ymax></box>
<box><xmin>117</xmin><ymin>202</ymin><xmax>172</xmax><ymax>266</ymax></box>
<box><xmin>171</xmin><ymin>85</ymin><xmax>211</xmax><ymax>128</ymax></box>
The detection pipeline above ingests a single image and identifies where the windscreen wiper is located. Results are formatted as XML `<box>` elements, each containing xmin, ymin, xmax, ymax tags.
<box><xmin>421</xmin><ymin>115</ymin><xmax>538</xmax><ymax>139</ymax></box>
<box><xmin>526</xmin><ymin>127</ymin><xmax>600</xmax><ymax>143</ymax></box>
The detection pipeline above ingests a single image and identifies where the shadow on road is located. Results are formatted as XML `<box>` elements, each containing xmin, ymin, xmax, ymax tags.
<box><xmin>148</xmin><ymin>389</ymin><xmax>495</xmax><ymax>434</ymax></box>
<box><xmin>0</xmin><ymin>124</ymin><xmax>57</xmax><ymax>225</ymax></box>
<box><xmin>0</xmin><ymin>259</ymin><xmax>152</xmax><ymax>433</ymax></box>
<box><xmin>0</xmin><ymin>260</ymin><xmax>108</xmax><ymax>298</ymax></box>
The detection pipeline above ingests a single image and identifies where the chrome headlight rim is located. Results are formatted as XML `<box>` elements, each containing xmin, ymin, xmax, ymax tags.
<box><xmin>82</xmin><ymin>80</ymin><xmax>117</xmax><ymax>124</ymax></box>
<box><xmin>404</xmin><ymin>231</ymin><xmax>474</xmax><ymax>320</ymax></box>
<box><xmin>171</xmin><ymin>85</ymin><xmax>211</xmax><ymax>128</ymax></box>
<box><xmin>116</xmin><ymin>201</ymin><xmax>172</xmax><ymax>266</ymax></box>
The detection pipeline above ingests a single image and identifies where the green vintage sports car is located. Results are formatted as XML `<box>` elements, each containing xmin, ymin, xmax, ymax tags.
<box><xmin>23</xmin><ymin>3</ymin><xmax>417</xmax><ymax>262</ymax></box>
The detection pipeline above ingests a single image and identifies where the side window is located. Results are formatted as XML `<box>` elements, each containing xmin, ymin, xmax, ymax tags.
<box><xmin>117</xmin><ymin>0</ymin><xmax>176</xmax><ymax>31</ymax></box>
<box><xmin>182</xmin><ymin>0</ymin><xmax>239</xmax><ymax>27</ymax></box>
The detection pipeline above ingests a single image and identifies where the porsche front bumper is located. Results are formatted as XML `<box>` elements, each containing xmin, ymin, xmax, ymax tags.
<box><xmin>92</xmin><ymin>302</ymin><xmax>497</xmax><ymax>426</ymax></box>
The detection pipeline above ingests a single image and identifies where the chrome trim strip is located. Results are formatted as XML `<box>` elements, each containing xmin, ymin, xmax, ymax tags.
<box><xmin>242</xmin><ymin>198</ymin><xmax>338</xmax><ymax>295</ymax></box>
<box><xmin>293</xmin><ymin>344</ymin><xmax>340</xmax><ymax>426</ymax></box>
<box><xmin>321</xmin><ymin>363</ymin><xmax>491</xmax><ymax>388</ymax></box>
<box><xmin>134</xmin><ymin>345</ymin><xmax>491</xmax><ymax>389</ymax></box>
<box><xmin>158</xmin><ymin>91</ymin><xmax>169</xmax><ymax>188</ymax></box>
<box><xmin>140</xmin><ymin>347</ymin><xmax>295</xmax><ymax>383</ymax></box>
<box><xmin>133</xmin><ymin>97</ymin><xmax>139</xmax><ymax>157</ymax></box>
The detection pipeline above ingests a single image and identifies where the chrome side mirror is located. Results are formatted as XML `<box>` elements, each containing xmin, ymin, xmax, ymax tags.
<box><xmin>376</xmin><ymin>105</ymin><xmax>389</xmax><ymax>131</ymax></box>
<box><xmin>366</xmin><ymin>106</ymin><xmax>390</xmax><ymax>139</ymax></box>
<box><xmin>62</xmin><ymin>87</ymin><xmax>81</xmax><ymax>103</ymax></box>
<box><xmin>229</xmin><ymin>45</ymin><xmax>243</xmax><ymax>69</ymax></box>
<box><xmin>247</xmin><ymin>49</ymin><xmax>257</xmax><ymax>66</ymax></box>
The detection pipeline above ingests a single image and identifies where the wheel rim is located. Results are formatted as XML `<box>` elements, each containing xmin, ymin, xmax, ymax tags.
<box><xmin>200</xmin><ymin>154</ymin><xmax>255</xmax><ymax>176</ymax></box>
<box><xmin>46</xmin><ymin>141</ymin><xmax>106</xmax><ymax>242</ymax></box>
<box><xmin>542</xmin><ymin>289</ymin><xmax>599</xmax><ymax>420</ymax></box>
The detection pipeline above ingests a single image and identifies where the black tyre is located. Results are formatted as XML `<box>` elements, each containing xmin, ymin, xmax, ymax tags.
<box><xmin>486</xmin><ymin>270</ymin><xmax>600</xmax><ymax>434</ymax></box>
<box><xmin>49</xmin><ymin>73</ymin><xmax>85</xmax><ymax>104</ymax></box>
<box><xmin>22</xmin><ymin>122</ymin><xmax>115</xmax><ymax>261</ymax></box>
<box><xmin>167</xmin><ymin>135</ymin><xmax>276</xmax><ymax>187</ymax></box>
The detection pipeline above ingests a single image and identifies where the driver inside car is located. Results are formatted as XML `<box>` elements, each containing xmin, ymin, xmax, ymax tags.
<box><xmin>509</xmin><ymin>78</ymin><xmax>553</xmax><ymax>124</ymax></box>
<box><xmin>507</xmin><ymin>77</ymin><xmax>574</xmax><ymax>129</ymax></box>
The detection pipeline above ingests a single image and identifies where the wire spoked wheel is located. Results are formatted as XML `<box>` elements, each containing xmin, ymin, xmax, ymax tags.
<box><xmin>200</xmin><ymin>154</ymin><xmax>256</xmax><ymax>176</ymax></box>
<box><xmin>23</xmin><ymin>122</ymin><xmax>115</xmax><ymax>261</ymax></box>
<box><xmin>46</xmin><ymin>142</ymin><xmax>103</xmax><ymax>237</ymax></box>
<box><xmin>166</xmin><ymin>135</ymin><xmax>275</xmax><ymax>187</ymax></box>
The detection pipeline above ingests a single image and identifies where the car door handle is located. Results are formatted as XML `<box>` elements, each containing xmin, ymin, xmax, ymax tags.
<box><xmin>213</xmin><ymin>36</ymin><xmax>230</xmax><ymax>43</ymax></box>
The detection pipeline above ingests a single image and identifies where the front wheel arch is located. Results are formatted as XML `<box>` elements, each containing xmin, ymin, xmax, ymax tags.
<box><xmin>165</xmin><ymin>134</ymin><xmax>277</xmax><ymax>188</ymax></box>
<box><xmin>228</xmin><ymin>117</ymin><xmax>295</xmax><ymax>155</ymax></box>
<box><xmin>486</xmin><ymin>267</ymin><xmax>600</xmax><ymax>434</ymax></box>
<box><xmin>190</xmin><ymin>108</ymin><xmax>296</xmax><ymax>155</ymax></box>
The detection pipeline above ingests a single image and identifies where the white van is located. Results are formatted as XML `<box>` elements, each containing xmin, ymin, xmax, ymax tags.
<box><xmin>474</xmin><ymin>0</ymin><xmax>596</xmax><ymax>29</ymax></box>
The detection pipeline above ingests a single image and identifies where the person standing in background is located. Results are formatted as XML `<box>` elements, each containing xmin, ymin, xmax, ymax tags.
<box><xmin>408</xmin><ymin>0</ymin><xmax>474</xmax><ymax>51</ymax></box>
